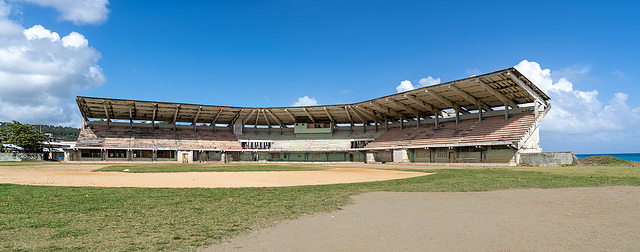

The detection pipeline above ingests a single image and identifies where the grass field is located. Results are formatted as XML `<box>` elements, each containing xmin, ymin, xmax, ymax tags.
<box><xmin>1</xmin><ymin>157</ymin><xmax>639</xmax><ymax>251</ymax></box>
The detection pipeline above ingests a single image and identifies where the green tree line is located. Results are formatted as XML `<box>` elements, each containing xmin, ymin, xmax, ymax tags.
<box><xmin>0</xmin><ymin>122</ymin><xmax>80</xmax><ymax>141</ymax></box>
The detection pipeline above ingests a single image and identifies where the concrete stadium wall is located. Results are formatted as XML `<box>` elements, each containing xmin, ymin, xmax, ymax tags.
<box><xmin>0</xmin><ymin>153</ymin><xmax>43</xmax><ymax>161</ymax></box>
<box><xmin>520</xmin><ymin>152</ymin><xmax>579</xmax><ymax>166</ymax></box>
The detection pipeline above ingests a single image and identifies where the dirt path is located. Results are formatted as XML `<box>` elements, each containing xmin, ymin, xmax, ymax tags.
<box><xmin>204</xmin><ymin>186</ymin><xmax>640</xmax><ymax>251</ymax></box>
<box><xmin>0</xmin><ymin>165</ymin><xmax>429</xmax><ymax>188</ymax></box>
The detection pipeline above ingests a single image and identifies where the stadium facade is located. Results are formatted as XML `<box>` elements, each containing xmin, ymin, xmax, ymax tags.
<box><xmin>65</xmin><ymin>68</ymin><xmax>550</xmax><ymax>165</ymax></box>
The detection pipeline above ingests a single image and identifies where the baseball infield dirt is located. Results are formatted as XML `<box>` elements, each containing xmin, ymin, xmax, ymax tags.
<box><xmin>204</xmin><ymin>186</ymin><xmax>640</xmax><ymax>251</ymax></box>
<box><xmin>0</xmin><ymin>164</ymin><xmax>430</xmax><ymax>188</ymax></box>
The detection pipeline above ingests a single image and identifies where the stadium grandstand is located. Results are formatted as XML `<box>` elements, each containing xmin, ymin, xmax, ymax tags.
<box><xmin>65</xmin><ymin>68</ymin><xmax>550</xmax><ymax>164</ymax></box>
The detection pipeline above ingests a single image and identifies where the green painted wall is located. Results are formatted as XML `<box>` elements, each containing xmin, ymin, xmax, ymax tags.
<box><xmin>486</xmin><ymin>147</ymin><xmax>515</xmax><ymax>163</ymax></box>
<box><xmin>294</xmin><ymin>123</ymin><xmax>333</xmax><ymax>134</ymax></box>
<box><xmin>410</xmin><ymin>149</ymin><xmax>432</xmax><ymax>163</ymax></box>
<box><xmin>458</xmin><ymin>151</ymin><xmax>482</xmax><ymax>162</ymax></box>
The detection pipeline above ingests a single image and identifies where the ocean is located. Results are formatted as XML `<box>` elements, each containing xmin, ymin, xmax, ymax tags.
<box><xmin>575</xmin><ymin>153</ymin><xmax>640</xmax><ymax>162</ymax></box>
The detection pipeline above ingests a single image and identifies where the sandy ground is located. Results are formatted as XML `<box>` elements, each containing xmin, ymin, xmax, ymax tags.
<box><xmin>204</xmin><ymin>186</ymin><xmax>640</xmax><ymax>252</ymax></box>
<box><xmin>0</xmin><ymin>164</ymin><xmax>429</xmax><ymax>188</ymax></box>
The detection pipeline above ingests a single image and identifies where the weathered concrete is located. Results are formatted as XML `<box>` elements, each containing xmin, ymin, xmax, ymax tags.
<box><xmin>0</xmin><ymin>153</ymin><xmax>43</xmax><ymax>161</ymax></box>
<box><xmin>520</xmin><ymin>152</ymin><xmax>578</xmax><ymax>166</ymax></box>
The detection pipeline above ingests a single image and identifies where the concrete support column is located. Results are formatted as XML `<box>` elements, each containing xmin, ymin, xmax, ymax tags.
<box><xmin>505</xmin><ymin>103</ymin><xmax>509</xmax><ymax>120</ymax></box>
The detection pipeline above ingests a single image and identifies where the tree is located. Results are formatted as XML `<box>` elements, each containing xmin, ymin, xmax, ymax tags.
<box><xmin>0</xmin><ymin>121</ymin><xmax>45</xmax><ymax>152</ymax></box>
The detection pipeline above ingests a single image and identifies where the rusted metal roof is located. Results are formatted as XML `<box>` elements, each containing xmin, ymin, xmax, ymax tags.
<box><xmin>76</xmin><ymin>68</ymin><xmax>549</xmax><ymax>126</ymax></box>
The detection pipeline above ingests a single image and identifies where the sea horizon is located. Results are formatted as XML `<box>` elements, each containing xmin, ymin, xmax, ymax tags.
<box><xmin>575</xmin><ymin>153</ymin><xmax>640</xmax><ymax>162</ymax></box>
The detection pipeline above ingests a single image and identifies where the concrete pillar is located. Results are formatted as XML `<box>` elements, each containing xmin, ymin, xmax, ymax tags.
<box><xmin>505</xmin><ymin>103</ymin><xmax>509</xmax><ymax>120</ymax></box>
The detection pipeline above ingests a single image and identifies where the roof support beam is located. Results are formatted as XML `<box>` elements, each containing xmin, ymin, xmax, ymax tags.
<box><xmin>324</xmin><ymin>107</ymin><xmax>334</xmax><ymax>125</ymax></box>
<box><xmin>303</xmin><ymin>108</ymin><xmax>316</xmax><ymax>123</ymax></box>
<box><xmin>262</xmin><ymin>110</ymin><xmax>271</xmax><ymax>134</ymax></box>
<box><xmin>425</xmin><ymin>89</ymin><xmax>469</xmax><ymax>114</ymax></box>
<box><xmin>242</xmin><ymin>109</ymin><xmax>257</xmax><ymax>124</ymax></box>
<box><xmin>265</xmin><ymin>109</ymin><xmax>286</xmax><ymax>128</ymax></box>
<box><xmin>151</xmin><ymin>103</ymin><xmax>157</xmax><ymax>131</ymax></box>
<box><xmin>172</xmin><ymin>104</ymin><xmax>181</xmax><ymax>131</ymax></box>
<box><xmin>128</xmin><ymin>102</ymin><xmax>133</xmax><ymax>131</ymax></box>
<box><xmin>193</xmin><ymin>106</ymin><xmax>202</xmax><ymax>132</ymax></box>
<box><xmin>507</xmin><ymin>71</ymin><xmax>548</xmax><ymax>107</ymax></box>
<box><xmin>344</xmin><ymin>106</ymin><xmax>354</xmax><ymax>125</ymax></box>
<box><xmin>476</xmin><ymin>79</ymin><xmax>518</xmax><ymax>109</ymax></box>
<box><xmin>385</xmin><ymin>98</ymin><xmax>421</xmax><ymax>117</ymax></box>
<box><xmin>368</xmin><ymin>101</ymin><xmax>403</xmax><ymax>119</ymax></box>
<box><xmin>348</xmin><ymin>106</ymin><xmax>367</xmax><ymax>124</ymax></box>
<box><xmin>354</xmin><ymin>105</ymin><xmax>385</xmax><ymax>121</ymax></box>
<box><xmin>403</xmin><ymin>94</ymin><xmax>436</xmax><ymax>114</ymax></box>
<box><xmin>447</xmin><ymin>85</ymin><xmax>492</xmax><ymax>111</ymax></box>
<box><xmin>254</xmin><ymin>109</ymin><xmax>261</xmax><ymax>130</ymax></box>
<box><xmin>352</xmin><ymin>105</ymin><xmax>380</xmax><ymax>121</ymax></box>
<box><xmin>284</xmin><ymin>109</ymin><xmax>297</xmax><ymax>124</ymax></box>
<box><xmin>262</xmin><ymin>110</ymin><xmax>271</xmax><ymax>128</ymax></box>
<box><xmin>102</xmin><ymin>100</ymin><xmax>110</xmax><ymax>130</ymax></box>
<box><xmin>212</xmin><ymin>108</ymin><xmax>224</xmax><ymax>132</ymax></box>
<box><xmin>230</xmin><ymin>109</ymin><xmax>244</xmax><ymax>127</ymax></box>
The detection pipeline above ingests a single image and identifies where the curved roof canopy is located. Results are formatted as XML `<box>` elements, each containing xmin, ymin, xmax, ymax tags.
<box><xmin>77</xmin><ymin>68</ymin><xmax>549</xmax><ymax>127</ymax></box>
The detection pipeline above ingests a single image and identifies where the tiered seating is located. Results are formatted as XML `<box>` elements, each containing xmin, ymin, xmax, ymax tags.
<box><xmin>367</xmin><ymin>112</ymin><xmax>537</xmax><ymax>148</ymax></box>
<box><xmin>366</xmin><ymin>127</ymin><xmax>414</xmax><ymax>148</ymax></box>
<box><xmin>457</xmin><ymin>112</ymin><xmax>536</xmax><ymax>144</ymax></box>
<box><xmin>76</xmin><ymin>123</ymin><xmax>241</xmax><ymax>150</ymax></box>
<box><xmin>75</xmin><ymin>111</ymin><xmax>538</xmax><ymax>152</ymax></box>
<box><xmin>397</xmin><ymin>119</ymin><xmax>477</xmax><ymax>146</ymax></box>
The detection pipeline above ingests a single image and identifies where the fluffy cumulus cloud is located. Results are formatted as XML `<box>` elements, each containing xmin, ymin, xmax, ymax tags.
<box><xmin>515</xmin><ymin>60</ymin><xmax>640</xmax><ymax>152</ymax></box>
<box><xmin>19</xmin><ymin>0</ymin><xmax>110</xmax><ymax>25</ymax></box>
<box><xmin>292</xmin><ymin>96</ymin><xmax>318</xmax><ymax>106</ymax></box>
<box><xmin>396</xmin><ymin>76</ymin><xmax>441</xmax><ymax>93</ymax></box>
<box><xmin>0</xmin><ymin>2</ymin><xmax>105</xmax><ymax>126</ymax></box>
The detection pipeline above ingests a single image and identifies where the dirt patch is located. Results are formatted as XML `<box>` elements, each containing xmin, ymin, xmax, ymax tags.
<box><xmin>204</xmin><ymin>186</ymin><xmax>640</xmax><ymax>251</ymax></box>
<box><xmin>0</xmin><ymin>164</ymin><xmax>429</xmax><ymax>188</ymax></box>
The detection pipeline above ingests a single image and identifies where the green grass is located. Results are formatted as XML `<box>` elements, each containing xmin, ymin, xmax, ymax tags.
<box><xmin>94</xmin><ymin>163</ymin><xmax>330</xmax><ymax>172</ymax></box>
<box><xmin>0</xmin><ymin>160</ymin><xmax>55</xmax><ymax>166</ymax></box>
<box><xmin>1</xmin><ymin>163</ymin><xmax>640</xmax><ymax>250</ymax></box>
<box><xmin>579</xmin><ymin>155</ymin><xmax>639</xmax><ymax>167</ymax></box>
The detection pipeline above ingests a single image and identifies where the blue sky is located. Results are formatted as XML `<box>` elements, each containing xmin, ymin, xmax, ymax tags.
<box><xmin>0</xmin><ymin>0</ymin><xmax>639</xmax><ymax>154</ymax></box>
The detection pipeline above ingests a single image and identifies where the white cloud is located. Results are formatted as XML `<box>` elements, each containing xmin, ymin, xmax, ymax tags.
<box><xmin>292</xmin><ymin>96</ymin><xmax>318</xmax><ymax>106</ymax></box>
<box><xmin>23</xmin><ymin>24</ymin><xmax>59</xmax><ymax>41</ymax></box>
<box><xmin>396</xmin><ymin>80</ymin><xmax>415</xmax><ymax>93</ymax></box>
<box><xmin>0</xmin><ymin>2</ymin><xmax>105</xmax><ymax>126</ymax></box>
<box><xmin>515</xmin><ymin>60</ymin><xmax>640</xmax><ymax>152</ymax></box>
<box><xmin>396</xmin><ymin>76</ymin><xmax>441</xmax><ymax>93</ymax></box>
<box><xmin>466</xmin><ymin>68</ymin><xmax>482</xmax><ymax>76</ymax></box>
<box><xmin>20</xmin><ymin>0</ymin><xmax>110</xmax><ymax>25</ymax></box>
<box><xmin>418</xmin><ymin>76</ymin><xmax>441</xmax><ymax>86</ymax></box>
<box><xmin>61</xmin><ymin>31</ymin><xmax>88</xmax><ymax>48</ymax></box>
